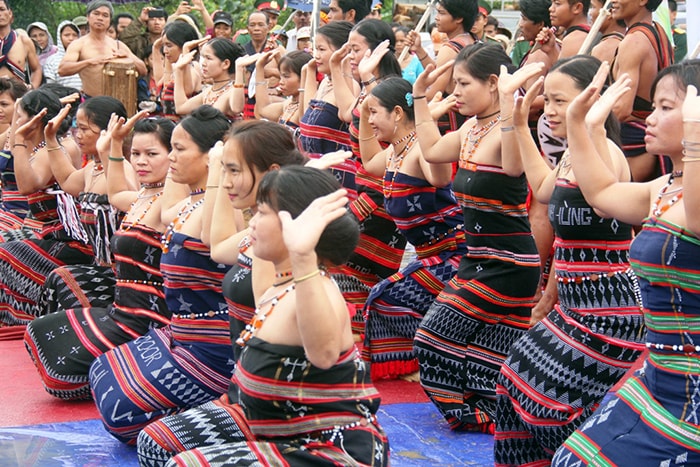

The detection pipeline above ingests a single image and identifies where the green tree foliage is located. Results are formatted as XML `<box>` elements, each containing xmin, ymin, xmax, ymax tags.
<box><xmin>9</xmin><ymin>0</ymin><xmax>257</xmax><ymax>35</ymax></box>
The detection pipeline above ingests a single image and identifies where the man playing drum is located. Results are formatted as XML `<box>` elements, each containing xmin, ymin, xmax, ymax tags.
<box><xmin>59</xmin><ymin>0</ymin><xmax>147</xmax><ymax>99</ymax></box>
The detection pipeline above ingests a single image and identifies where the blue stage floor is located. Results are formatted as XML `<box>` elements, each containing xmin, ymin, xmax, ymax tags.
<box><xmin>0</xmin><ymin>402</ymin><xmax>494</xmax><ymax>466</ymax></box>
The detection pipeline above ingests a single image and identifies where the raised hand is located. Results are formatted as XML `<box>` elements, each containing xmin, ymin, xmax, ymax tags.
<box><xmin>183</xmin><ymin>36</ymin><xmax>210</xmax><ymax>56</ymax></box>
<box><xmin>682</xmin><ymin>84</ymin><xmax>700</xmax><ymax>124</ymax></box>
<box><xmin>330</xmin><ymin>43</ymin><xmax>350</xmax><ymax>67</ymax></box>
<box><xmin>17</xmin><ymin>108</ymin><xmax>47</xmax><ymax>139</ymax></box>
<box><xmin>428</xmin><ymin>91</ymin><xmax>457</xmax><ymax>120</ymax></box>
<box><xmin>236</xmin><ymin>53</ymin><xmax>262</xmax><ymax>69</ymax></box>
<box><xmin>513</xmin><ymin>76</ymin><xmax>544</xmax><ymax>128</ymax></box>
<box><xmin>413</xmin><ymin>60</ymin><xmax>454</xmax><ymax>97</ymax></box>
<box><xmin>585</xmin><ymin>72</ymin><xmax>630</xmax><ymax>130</ymax></box>
<box><xmin>256</xmin><ymin>49</ymin><xmax>278</xmax><ymax>70</ymax></box>
<box><xmin>44</xmin><ymin>104</ymin><xmax>71</xmax><ymax>143</ymax></box>
<box><xmin>59</xmin><ymin>92</ymin><xmax>81</xmax><ymax>106</ymax></box>
<box><xmin>358</xmin><ymin>39</ymin><xmax>390</xmax><ymax>80</ymax></box>
<box><xmin>174</xmin><ymin>1</ymin><xmax>192</xmax><ymax>16</ymax></box>
<box><xmin>498</xmin><ymin>62</ymin><xmax>545</xmax><ymax>98</ymax></box>
<box><xmin>407</xmin><ymin>30</ymin><xmax>425</xmax><ymax>56</ymax></box>
<box><xmin>173</xmin><ymin>50</ymin><xmax>196</xmax><ymax>70</ymax></box>
<box><xmin>278</xmin><ymin>188</ymin><xmax>349</xmax><ymax>258</ymax></box>
<box><xmin>111</xmin><ymin>110</ymin><xmax>149</xmax><ymax>142</ymax></box>
<box><xmin>305</xmin><ymin>150</ymin><xmax>352</xmax><ymax>170</ymax></box>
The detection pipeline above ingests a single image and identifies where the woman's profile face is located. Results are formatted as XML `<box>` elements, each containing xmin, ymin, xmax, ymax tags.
<box><xmin>347</xmin><ymin>30</ymin><xmax>370</xmax><ymax>75</ymax></box>
<box><xmin>167</xmin><ymin>124</ymin><xmax>208</xmax><ymax>185</ymax></box>
<box><xmin>75</xmin><ymin>109</ymin><xmax>101</xmax><ymax>155</ymax></box>
<box><xmin>221</xmin><ymin>138</ymin><xmax>265</xmax><ymax>210</ymax></box>
<box><xmin>248</xmin><ymin>201</ymin><xmax>286</xmax><ymax>262</ymax></box>
<box><xmin>645</xmin><ymin>74</ymin><xmax>685</xmax><ymax>157</ymax></box>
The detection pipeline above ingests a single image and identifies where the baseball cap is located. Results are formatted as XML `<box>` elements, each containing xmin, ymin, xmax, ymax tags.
<box><xmin>297</xmin><ymin>26</ymin><xmax>311</xmax><ymax>40</ymax></box>
<box><xmin>212</xmin><ymin>11</ymin><xmax>233</xmax><ymax>26</ymax></box>
<box><xmin>73</xmin><ymin>16</ymin><xmax>88</xmax><ymax>27</ymax></box>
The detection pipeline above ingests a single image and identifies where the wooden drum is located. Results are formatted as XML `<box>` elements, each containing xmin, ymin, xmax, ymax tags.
<box><xmin>102</xmin><ymin>62</ymin><xmax>138</xmax><ymax>116</ymax></box>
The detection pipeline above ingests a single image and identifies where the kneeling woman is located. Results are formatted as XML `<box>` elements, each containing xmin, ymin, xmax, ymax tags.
<box><xmin>24</xmin><ymin>117</ymin><xmax>175</xmax><ymax>400</ymax></box>
<box><xmin>89</xmin><ymin>106</ymin><xmax>233</xmax><ymax>444</ymax></box>
<box><xmin>137</xmin><ymin>166</ymin><xmax>389</xmax><ymax>467</ymax></box>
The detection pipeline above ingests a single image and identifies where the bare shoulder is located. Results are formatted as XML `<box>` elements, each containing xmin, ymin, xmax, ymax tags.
<box><xmin>619</xmin><ymin>29</ymin><xmax>653</xmax><ymax>55</ymax></box>
<box><xmin>18</xmin><ymin>34</ymin><xmax>33</xmax><ymax>49</ymax></box>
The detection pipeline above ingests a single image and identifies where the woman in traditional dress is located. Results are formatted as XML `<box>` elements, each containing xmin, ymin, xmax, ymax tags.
<box><xmin>203</xmin><ymin>120</ymin><xmax>306</xmax><ymax>363</ymax></box>
<box><xmin>412</xmin><ymin>43</ymin><xmax>541</xmax><ymax>433</ymax></box>
<box><xmin>358</xmin><ymin>77</ymin><xmax>465</xmax><ymax>381</ymax></box>
<box><xmin>0</xmin><ymin>90</ymin><xmax>94</xmax><ymax>329</ymax></box>
<box><xmin>38</xmin><ymin>96</ymin><xmax>129</xmax><ymax>315</ymax></box>
<box><xmin>137</xmin><ymin>166</ymin><xmax>389</xmax><ymax>467</ymax></box>
<box><xmin>153</xmin><ymin>21</ymin><xmax>201</xmax><ymax>122</ymax></box>
<box><xmin>253</xmin><ymin>49</ymin><xmax>311</xmax><ymax>131</ymax></box>
<box><xmin>552</xmin><ymin>59</ymin><xmax>700</xmax><ymax>467</ymax></box>
<box><xmin>494</xmin><ymin>55</ymin><xmax>646</xmax><ymax>466</ymax></box>
<box><xmin>324</xmin><ymin>19</ymin><xmax>408</xmax><ymax>336</ymax></box>
<box><xmin>173</xmin><ymin>37</ymin><xmax>244</xmax><ymax>118</ymax></box>
<box><xmin>24</xmin><ymin>116</ymin><xmax>174</xmax><ymax>400</ymax></box>
<box><xmin>89</xmin><ymin>106</ymin><xmax>232</xmax><ymax>445</ymax></box>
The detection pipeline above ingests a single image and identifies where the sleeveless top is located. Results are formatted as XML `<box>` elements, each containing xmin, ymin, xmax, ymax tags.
<box><xmin>228</xmin><ymin>337</ymin><xmax>381</xmax><ymax>438</ymax></box>
<box><xmin>110</xmin><ymin>223</ymin><xmax>169</xmax><ymax>334</ymax></box>
<box><xmin>0</xmin><ymin>150</ymin><xmax>28</xmax><ymax>220</ymax></box>
<box><xmin>384</xmin><ymin>171</ymin><xmax>465</xmax><ymax>260</ymax></box>
<box><xmin>163</xmin><ymin>231</ymin><xmax>233</xmax><ymax>370</ymax></box>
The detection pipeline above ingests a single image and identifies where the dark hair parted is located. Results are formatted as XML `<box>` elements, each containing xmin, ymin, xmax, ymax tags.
<box><xmin>163</xmin><ymin>21</ymin><xmax>199</xmax><ymax>49</ymax></box>
<box><xmin>352</xmin><ymin>19</ymin><xmax>402</xmax><ymax>78</ymax></box>
<box><xmin>226</xmin><ymin>120</ymin><xmax>306</xmax><ymax>196</ymax></box>
<box><xmin>0</xmin><ymin>77</ymin><xmax>26</xmax><ymax>101</ymax></box>
<box><xmin>133</xmin><ymin>117</ymin><xmax>176</xmax><ymax>152</ymax></box>
<box><xmin>338</xmin><ymin>0</ymin><xmax>371</xmax><ymax>22</ymax></box>
<box><xmin>651</xmin><ymin>59</ymin><xmax>700</xmax><ymax>102</ymax></box>
<box><xmin>42</xmin><ymin>82</ymin><xmax>81</xmax><ymax>129</ymax></box>
<box><xmin>371</xmin><ymin>77</ymin><xmax>414</xmax><ymax>122</ymax></box>
<box><xmin>80</xmin><ymin>96</ymin><xmax>127</xmax><ymax>132</ymax></box>
<box><xmin>317</xmin><ymin>21</ymin><xmax>354</xmax><ymax>49</ymax></box>
<box><xmin>205</xmin><ymin>38</ymin><xmax>245</xmax><ymax>74</ymax></box>
<box><xmin>438</xmin><ymin>0</ymin><xmax>479</xmax><ymax>31</ymax></box>
<box><xmin>279</xmin><ymin>50</ymin><xmax>313</xmax><ymax>77</ymax></box>
<box><xmin>519</xmin><ymin>0</ymin><xmax>552</xmax><ymax>27</ymax></box>
<box><xmin>20</xmin><ymin>89</ymin><xmax>62</xmax><ymax>128</ymax></box>
<box><xmin>257</xmin><ymin>166</ymin><xmax>360</xmax><ymax>265</ymax></box>
<box><xmin>550</xmin><ymin>54</ymin><xmax>620</xmax><ymax>145</ymax></box>
<box><xmin>179</xmin><ymin>105</ymin><xmax>230</xmax><ymax>153</ymax></box>
<box><xmin>455</xmin><ymin>42</ymin><xmax>515</xmax><ymax>81</ymax></box>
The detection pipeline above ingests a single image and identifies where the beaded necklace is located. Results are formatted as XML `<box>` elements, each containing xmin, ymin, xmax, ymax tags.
<box><xmin>142</xmin><ymin>182</ymin><xmax>166</xmax><ymax>190</ymax></box>
<box><xmin>31</xmin><ymin>140</ymin><xmax>46</xmax><ymax>155</ymax></box>
<box><xmin>121</xmin><ymin>190</ymin><xmax>162</xmax><ymax>232</ymax></box>
<box><xmin>204</xmin><ymin>80</ymin><xmax>233</xmax><ymax>106</ymax></box>
<box><xmin>383</xmin><ymin>131</ymin><xmax>417</xmax><ymax>198</ymax></box>
<box><xmin>280</xmin><ymin>99</ymin><xmax>300</xmax><ymax>124</ymax></box>
<box><xmin>190</xmin><ymin>187</ymin><xmax>206</xmax><ymax>196</ymax></box>
<box><xmin>27</xmin><ymin>140</ymin><xmax>46</xmax><ymax>164</ymax></box>
<box><xmin>459</xmin><ymin>115</ymin><xmax>501</xmax><ymax>166</ymax></box>
<box><xmin>236</xmin><ymin>283</ymin><xmax>296</xmax><ymax>347</ymax></box>
<box><xmin>161</xmin><ymin>198</ymin><xmax>205</xmax><ymax>253</ymax></box>
<box><xmin>652</xmin><ymin>174</ymin><xmax>683</xmax><ymax>217</ymax></box>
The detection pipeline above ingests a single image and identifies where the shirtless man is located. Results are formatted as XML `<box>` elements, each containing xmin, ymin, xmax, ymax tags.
<box><xmin>610</xmin><ymin>0</ymin><xmax>671</xmax><ymax>182</ymax></box>
<box><xmin>0</xmin><ymin>0</ymin><xmax>41</xmax><ymax>89</ymax></box>
<box><xmin>59</xmin><ymin>0</ymin><xmax>147</xmax><ymax>98</ymax></box>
